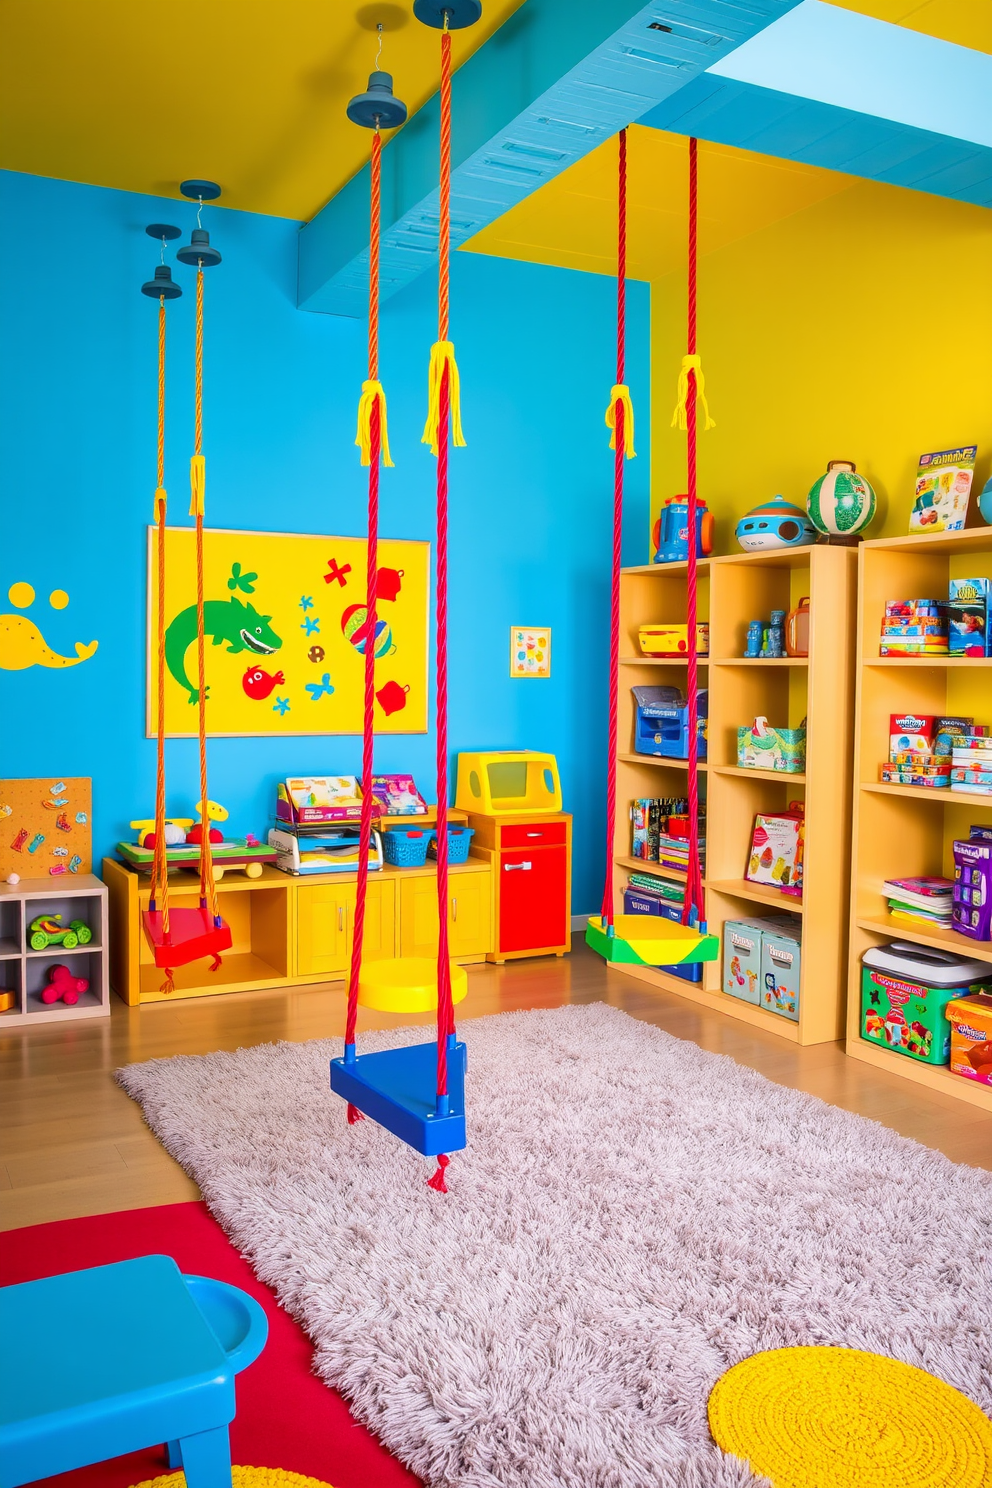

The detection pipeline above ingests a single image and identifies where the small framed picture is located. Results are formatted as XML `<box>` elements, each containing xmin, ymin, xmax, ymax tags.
<box><xmin>510</xmin><ymin>627</ymin><xmax>551</xmax><ymax>678</ymax></box>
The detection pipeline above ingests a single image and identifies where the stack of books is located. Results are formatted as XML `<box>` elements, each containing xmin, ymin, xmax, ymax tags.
<box><xmin>627</xmin><ymin>872</ymin><xmax>684</xmax><ymax>905</ymax></box>
<box><xmin>630</xmin><ymin>797</ymin><xmax>706</xmax><ymax>872</ymax></box>
<box><xmin>951</xmin><ymin>735</ymin><xmax>992</xmax><ymax>796</ymax></box>
<box><xmin>882</xmin><ymin>876</ymin><xmax>955</xmax><ymax>928</ymax></box>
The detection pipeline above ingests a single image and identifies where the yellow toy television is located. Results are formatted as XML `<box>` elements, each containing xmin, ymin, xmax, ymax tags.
<box><xmin>455</xmin><ymin>751</ymin><xmax>562</xmax><ymax>815</ymax></box>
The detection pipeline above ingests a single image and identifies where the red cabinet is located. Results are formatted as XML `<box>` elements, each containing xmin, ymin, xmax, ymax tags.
<box><xmin>467</xmin><ymin>812</ymin><xmax>571</xmax><ymax>963</ymax></box>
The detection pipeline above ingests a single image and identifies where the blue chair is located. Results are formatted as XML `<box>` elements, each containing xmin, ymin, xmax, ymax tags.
<box><xmin>0</xmin><ymin>1254</ymin><xmax>267</xmax><ymax>1488</ymax></box>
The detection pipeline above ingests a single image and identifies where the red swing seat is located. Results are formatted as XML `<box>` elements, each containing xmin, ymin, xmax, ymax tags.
<box><xmin>142</xmin><ymin>908</ymin><xmax>232</xmax><ymax>971</ymax></box>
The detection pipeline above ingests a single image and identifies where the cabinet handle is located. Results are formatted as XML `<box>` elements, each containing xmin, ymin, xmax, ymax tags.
<box><xmin>338</xmin><ymin>905</ymin><xmax>344</xmax><ymax>931</ymax></box>
<box><xmin>526</xmin><ymin>832</ymin><xmax>543</xmax><ymax>838</ymax></box>
<box><xmin>451</xmin><ymin>897</ymin><xmax>458</xmax><ymax>922</ymax></box>
<box><xmin>504</xmin><ymin>861</ymin><xmax>532</xmax><ymax>872</ymax></box>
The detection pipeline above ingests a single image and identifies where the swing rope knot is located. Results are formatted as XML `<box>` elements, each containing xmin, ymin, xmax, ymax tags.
<box><xmin>159</xmin><ymin>969</ymin><xmax>176</xmax><ymax>996</ymax></box>
<box><xmin>605</xmin><ymin>384</ymin><xmax>636</xmax><ymax>458</ymax></box>
<box><xmin>421</xmin><ymin>341</ymin><xmax>465</xmax><ymax>455</ymax></box>
<box><xmin>427</xmin><ymin>1153</ymin><xmax>450</xmax><ymax>1192</ymax></box>
<box><xmin>355</xmin><ymin>379</ymin><xmax>394</xmax><ymax>467</ymax></box>
<box><xmin>189</xmin><ymin>454</ymin><xmax>206</xmax><ymax>516</ymax></box>
<box><xmin>347</xmin><ymin>1103</ymin><xmax>365</xmax><ymax>1125</ymax></box>
<box><xmin>154</xmin><ymin>487</ymin><xmax>168</xmax><ymax>521</ymax></box>
<box><xmin>671</xmin><ymin>353</ymin><xmax>715</xmax><ymax>431</ymax></box>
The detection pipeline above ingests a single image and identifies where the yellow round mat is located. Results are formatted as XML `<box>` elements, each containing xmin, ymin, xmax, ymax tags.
<box><xmin>708</xmin><ymin>1347</ymin><xmax>992</xmax><ymax>1488</ymax></box>
<box><xmin>129</xmin><ymin>1468</ymin><xmax>335</xmax><ymax>1488</ymax></box>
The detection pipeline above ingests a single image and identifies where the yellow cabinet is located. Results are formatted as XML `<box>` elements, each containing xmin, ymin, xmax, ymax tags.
<box><xmin>297</xmin><ymin>878</ymin><xmax>395</xmax><ymax>978</ymax></box>
<box><xmin>398</xmin><ymin>870</ymin><xmax>491</xmax><ymax>960</ymax></box>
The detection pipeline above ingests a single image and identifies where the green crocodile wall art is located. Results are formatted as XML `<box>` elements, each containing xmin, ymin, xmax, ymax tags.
<box><xmin>165</xmin><ymin>594</ymin><xmax>282</xmax><ymax>704</ymax></box>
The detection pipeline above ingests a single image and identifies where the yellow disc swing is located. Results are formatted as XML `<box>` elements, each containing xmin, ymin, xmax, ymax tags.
<box><xmin>587</xmin><ymin>133</ymin><xmax>718</xmax><ymax>971</ymax></box>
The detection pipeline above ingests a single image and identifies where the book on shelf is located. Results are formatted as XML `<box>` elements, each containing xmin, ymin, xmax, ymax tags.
<box><xmin>909</xmin><ymin>445</ymin><xmax>977</xmax><ymax>533</ymax></box>
<box><xmin>888</xmin><ymin>902</ymin><xmax>954</xmax><ymax>929</ymax></box>
<box><xmin>882</xmin><ymin>876</ymin><xmax>954</xmax><ymax>912</ymax></box>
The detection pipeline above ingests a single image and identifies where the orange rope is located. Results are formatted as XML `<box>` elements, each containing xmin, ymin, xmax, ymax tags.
<box><xmin>192</xmin><ymin>267</ymin><xmax>220</xmax><ymax>923</ymax></box>
<box><xmin>151</xmin><ymin>299</ymin><xmax>171</xmax><ymax>947</ymax></box>
<box><xmin>438</xmin><ymin>24</ymin><xmax>451</xmax><ymax>343</ymax></box>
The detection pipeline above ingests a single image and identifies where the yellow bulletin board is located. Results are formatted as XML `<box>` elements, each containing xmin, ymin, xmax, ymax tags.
<box><xmin>147</xmin><ymin>528</ymin><xmax>429</xmax><ymax>737</ymax></box>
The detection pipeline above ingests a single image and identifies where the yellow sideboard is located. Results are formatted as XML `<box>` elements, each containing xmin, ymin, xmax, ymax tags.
<box><xmin>104</xmin><ymin>855</ymin><xmax>492</xmax><ymax>1005</ymax></box>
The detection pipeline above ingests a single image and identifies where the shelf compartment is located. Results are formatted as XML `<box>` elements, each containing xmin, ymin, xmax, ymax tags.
<box><xmin>24</xmin><ymin>951</ymin><xmax>104</xmax><ymax>1019</ymax></box>
<box><xmin>712</xmin><ymin>765</ymin><xmax>807</xmax><ymax>784</ymax></box>
<box><xmin>620</xmin><ymin>656</ymin><xmax>710</xmax><ymax>667</ymax></box>
<box><xmin>614</xmin><ymin>855</ymin><xmax>687</xmax><ymax>884</ymax></box>
<box><xmin>861</xmin><ymin>782</ymin><xmax>992</xmax><ymax>808</ymax></box>
<box><xmin>705</xmin><ymin>878</ymin><xmax>805</xmax><ymax>914</ymax></box>
<box><xmin>863</xmin><ymin>657</ymin><xmax>992</xmax><ymax>668</ymax></box>
<box><xmin>617</xmin><ymin>753</ymin><xmax>708</xmax><ymax>771</ymax></box>
<box><xmin>856</xmin><ymin>914</ymin><xmax>992</xmax><ymax>965</ymax></box>
<box><xmin>712</xmin><ymin>657</ymin><xmax>809</xmax><ymax>667</ymax></box>
<box><xmin>0</xmin><ymin>959</ymin><xmax>23</xmax><ymax>1016</ymax></box>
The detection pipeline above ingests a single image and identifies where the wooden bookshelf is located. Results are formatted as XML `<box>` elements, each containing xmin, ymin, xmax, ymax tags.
<box><xmin>846</xmin><ymin>526</ymin><xmax>992</xmax><ymax>1110</ymax></box>
<box><xmin>608</xmin><ymin>544</ymin><xmax>857</xmax><ymax>1045</ymax></box>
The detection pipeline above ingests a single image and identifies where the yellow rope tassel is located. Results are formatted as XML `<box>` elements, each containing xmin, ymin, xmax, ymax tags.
<box><xmin>671</xmin><ymin>353</ymin><xmax>715</xmax><ymax>431</ymax></box>
<box><xmin>189</xmin><ymin>455</ymin><xmax>206</xmax><ymax>516</ymax></box>
<box><xmin>355</xmin><ymin>380</ymin><xmax>394</xmax><ymax>468</ymax></box>
<box><xmin>153</xmin><ymin>487</ymin><xmax>167</xmax><ymax>521</ymax></box>
<box><xmin>605</xmin><ymin>384</ymin><xmax>636</xmax><ymax>458</ymax></box>
<box><xmin>421</xmin><ymin>340</ymin><xmax>466</xmax><ymax>456</ymax></box>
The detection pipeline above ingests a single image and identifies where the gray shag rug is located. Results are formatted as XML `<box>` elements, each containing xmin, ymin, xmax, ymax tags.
<box><xmin>118</xmin><ymin>1002</ymin><xmax>992</xmax><ymax>1488</ymax></box>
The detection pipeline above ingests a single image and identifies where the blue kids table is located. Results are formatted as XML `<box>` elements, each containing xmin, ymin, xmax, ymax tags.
<box><xmin>0</xmin><ymin>1254</ymin><xmax>267</xmax><ymax>1488</ymax></box>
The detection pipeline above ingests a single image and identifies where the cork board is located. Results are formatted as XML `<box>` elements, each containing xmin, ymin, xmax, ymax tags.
<box><xmin>0</xmin><ymin>777</ymin><xmax>92</xmax><ymax>879</ymax></box>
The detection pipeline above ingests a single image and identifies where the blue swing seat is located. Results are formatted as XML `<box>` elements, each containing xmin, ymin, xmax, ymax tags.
<box><xmin>330</xmin><ymin>1037</ymin><xmax>467</xmax><ymax>1157</ymax></box>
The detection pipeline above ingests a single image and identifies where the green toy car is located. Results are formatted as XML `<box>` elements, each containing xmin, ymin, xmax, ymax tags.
<box><xmin>28</xmin><ymin>914</ymin><xmax>93</xmax><ymax>952</ymax></box>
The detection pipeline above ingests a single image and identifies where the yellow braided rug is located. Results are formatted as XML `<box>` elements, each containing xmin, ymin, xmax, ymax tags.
<box><xmin>129</xmin><ymin>1469</ymin><xmax>334</xmax><ymax>1488</ymax></box>
<box><xmin>708</xmin><ymin>1347</ymin><xmax>992</xmax><ymax>1488</ymax></box>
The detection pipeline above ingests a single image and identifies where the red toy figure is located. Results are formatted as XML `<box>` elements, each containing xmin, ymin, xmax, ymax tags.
<box><xmin>42</xmin><ymin>964</ymin><xmax>90</xmax><ymax>1005</ymax></box>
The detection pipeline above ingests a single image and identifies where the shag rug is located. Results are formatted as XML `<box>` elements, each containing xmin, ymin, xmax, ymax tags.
<box><xmin>118</xmin><ymin>1003</ymin><xmax>992</xmax><ymax>1488</ymax></box>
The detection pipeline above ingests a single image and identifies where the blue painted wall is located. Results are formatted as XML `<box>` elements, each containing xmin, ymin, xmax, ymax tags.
<box><xmin>0</xmin><ymin>170</ymin><xmax>649</xmax><ymax>914</ymax></box>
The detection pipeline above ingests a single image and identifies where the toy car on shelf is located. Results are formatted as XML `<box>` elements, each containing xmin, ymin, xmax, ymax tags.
<box><xmin>28</xmin><ymin>914</ymin><xmax>93</xmax><ymax>951</ymax></box>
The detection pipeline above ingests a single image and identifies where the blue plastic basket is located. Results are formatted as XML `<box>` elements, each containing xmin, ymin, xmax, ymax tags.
<box><xmin>429</xmin><ymin>826</ymin><xmax>475</xmax><ymax>864</ymax></box>
<box><xmin>382</xmin><ymin>828</ymin><xmax>432</xmax><ymax>867</ymax></box>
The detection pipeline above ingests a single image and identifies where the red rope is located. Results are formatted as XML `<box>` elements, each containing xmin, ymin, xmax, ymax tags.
<box><xmin>683</xmin><ymin>137</ymin><xmax>705</xmax><ymax>928</ymax></box>
<box><xmin>600</xmin><ymin>129</ymin><xmax>627</xmax><ymax>928</ymax></box>
<box><xmin>344</xmin><ymin>127</ymin><xmax>384</xmax><ymax>1073</ymax></box>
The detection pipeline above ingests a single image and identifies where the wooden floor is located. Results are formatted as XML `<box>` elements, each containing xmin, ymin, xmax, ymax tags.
<box><xmin>2</xmin><ymin>936</ymin><xmax>990</xmax><ymax>1232</ymax></box>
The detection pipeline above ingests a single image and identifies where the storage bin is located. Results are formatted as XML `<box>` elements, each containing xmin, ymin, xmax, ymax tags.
<box><xmin>381</xmin><ymin>828</ymin><xmax>432</xmax><ymax>867</ymax></box>
<box><xmin>633</xmin><ymin>686</ymin><xmax>708</xmax><ymax>760</ymax></box>
<box><xmin>860</xmin><ymin>941</ymin><xmax>992</xmax><ymax>1063</ymax></box>
<box><xmin>429</xmin><ymin>826</ymin><xmax>475</xmax><ymax>864</ymax></box>
<box><xmin>737</xmin><ymin>716</ymin><xmax>806</xmax><ymax>773</ymax></box>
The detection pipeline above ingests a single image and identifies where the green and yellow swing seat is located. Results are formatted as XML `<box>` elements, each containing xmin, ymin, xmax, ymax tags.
<box><xmin>585</xmin><ymin>915</ymin><xmax>719</xmax><ymax>967</ymax></box>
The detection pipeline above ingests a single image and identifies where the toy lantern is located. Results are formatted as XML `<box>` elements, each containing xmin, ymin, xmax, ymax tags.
<box><xmin>735</xmin><ymin>496</ymin><xmax>816</xmax><ymax>552</ymax></box>
<box><xmin>807</xmin><ymin>459</ymin><xmax>876</xmax><ymax>538</ymax></box>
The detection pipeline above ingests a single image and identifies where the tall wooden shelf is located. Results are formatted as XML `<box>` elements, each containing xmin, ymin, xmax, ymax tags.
<box><xmin>846</xmin><ymin>526</ymin><xmax>992</xmax><ymax>1111</ymax></box>
<box><xmin>609</xmin><ymin>545</ymin><xmax>857</xmax><ymax>1045</ymax></box>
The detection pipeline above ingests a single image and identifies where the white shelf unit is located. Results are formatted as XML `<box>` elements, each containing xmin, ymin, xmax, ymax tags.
<box><xmin>0</xmin><ymin>874</ymin><xmax>110</xmax><ymax>1028</ymax></box>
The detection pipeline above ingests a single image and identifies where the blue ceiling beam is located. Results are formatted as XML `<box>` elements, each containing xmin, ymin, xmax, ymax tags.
<box><xmin>638</xmin><ymin>74</ymin><xmax>992</xmax><ymax>208</ymax></box>
<box><xmin>298</xmin><ymin>0</ymin><xmax>803</xmax><ymax>316</ymax></box>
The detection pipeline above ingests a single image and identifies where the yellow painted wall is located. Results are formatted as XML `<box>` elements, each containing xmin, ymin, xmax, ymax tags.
<box><xmin>651</xmin><ymin>176</ymin><xmax>992</xmax><ymax>560</ymax></box>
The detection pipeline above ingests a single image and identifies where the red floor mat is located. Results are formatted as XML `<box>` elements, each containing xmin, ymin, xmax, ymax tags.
<box><xmin>0</xmin><ymin>1201</ymin><xmax>419</xmax><ymax>1488</ymax></box>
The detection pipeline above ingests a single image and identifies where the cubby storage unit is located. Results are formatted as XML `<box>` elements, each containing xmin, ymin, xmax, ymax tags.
<box><xmin>608</xmin><ymin>546</ymin><xmax>857</xmax><ymax>1044</ymax></box>
<box><xmin>104</xmin><ymin>856</ymin><xmax>493</xmax><ymax>1005</ymax></box>
<box><xmin>847</xmin><ymin>526</ymin><xmax>992</xmax><ymax>1110</ymax></box>
<box><xmin>0</xmin><ymin>874</ymin><xmax>110</xmax><ymax>1026</ymax></box>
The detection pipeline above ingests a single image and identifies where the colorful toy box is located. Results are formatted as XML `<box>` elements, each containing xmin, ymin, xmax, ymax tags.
<box><xmin>276</xmin><ymin>776</ymin><xmax>362</xmax><ymax>825</ymax></box>
<box><xmin>454</xmin><ymin>751</ymin><xmax>561</xmax><ymax>815</ymax></box>
<box><xmin>761</xmin><ymin>921</ymin><xmax>802</xmax><ymax>1021</ymax></box>
<box><xmin>638</xmin><ymin>623</ymin><xmax>709</xmax><ymax>658</ymax></box>
<box><xmin>947</xmin><ymin>578</ymin><xmax>990</xmax><ymax>657</ymax></box>
<box><xmin>952</xmin><ymin>832</ymin><xmax>992</xmax><ymax>939</ymax></box>
<box><xmin>737</xmin><ymin>716</ymin><xmax>806</xmax><ymax>774</ymax></box>
<box><xmin>860</xmin><ymin>942</ymin><xmax>992</xmax><ymax>1064</ymax></box>
<box><xmin>946</xmin><ymin>992</ymin><xmax>992</xmax><ymax>1086</ymax></box>
<box><xmin>722</xmin><ymin>917</ymin><xmax>765</xmax><ymax>1005</ymax></box>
